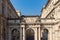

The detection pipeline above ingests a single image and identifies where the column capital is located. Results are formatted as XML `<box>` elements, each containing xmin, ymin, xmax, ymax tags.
<box><xmin>20</xmin><ymin>25</ymin><xmax>25</xmax><ymax>28</ymax></box>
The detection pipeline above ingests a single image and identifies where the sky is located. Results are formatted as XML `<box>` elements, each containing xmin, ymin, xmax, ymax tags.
<box><xmin>10</xmin><ymin>0</ymin><xmax>47</xmax><ymax>16</ymax></box>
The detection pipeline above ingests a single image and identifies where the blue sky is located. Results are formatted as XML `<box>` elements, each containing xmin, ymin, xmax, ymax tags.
<box><xmin>10</xmin><ymin>0</ymin><xmax>47</xmax><ymax>15</ymax></box>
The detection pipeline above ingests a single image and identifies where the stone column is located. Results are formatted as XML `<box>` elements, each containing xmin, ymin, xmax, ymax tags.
<box><xmin>35</xmin><ymin>28</ymin><xmax>37</xmax><ymax>40</ymax></box>
<box><xmin>23</xmin><ymin>27</ymin><xmax>25</xmax><ymax>40</ymax></box>
<box><xmin>20</xmin><ymin>27</ymin><xmax>23</xmax><ymax>40</ymax></box>
<box><xmin>38</xmin><ymin>27</ymin><xmax>41</xmax><ymax>40</ymax></box>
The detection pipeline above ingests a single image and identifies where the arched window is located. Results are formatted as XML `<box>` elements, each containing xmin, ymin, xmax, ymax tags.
<box><xmin>41</xmin><ymin>29</ymin><xmax>48</xmax><ymax>40</ymax></box>
<box><xmin>11</xmin><ymin>29</ymin><xmax>20</xmax><ymax>40</ymax></box>
<box><xmin>26</xmin><ymin>29</ymin><xmax>34</xmax><ymax>40</ymax></box>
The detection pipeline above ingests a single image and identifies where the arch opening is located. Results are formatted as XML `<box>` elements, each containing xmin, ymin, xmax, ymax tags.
<box><xmin>11</xmin><ymin>29</ymin><xmax>20</xmax><ymax>40</ymax></box>
<box><xmin>41</xmin><ymin>29</ymin><xmax>48</xmax><ymax>40</ymax></box>
<box><xmin>26</xmin><ymin>29</ymin><xmax>34</xmax><ymax>40</ymax></box>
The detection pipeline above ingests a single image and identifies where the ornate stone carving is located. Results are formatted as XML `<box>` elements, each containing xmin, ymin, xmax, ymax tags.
<box><xmin>20</xmin><ymin>17</ymin><xmax>26</xmax><ymax>23</ymax></box>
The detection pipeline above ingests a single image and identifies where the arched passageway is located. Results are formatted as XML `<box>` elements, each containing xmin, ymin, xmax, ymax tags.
<box><xmin>11</xmin><ymin>29</ymin><xmax>20</xmax><ymax>40</ymax></box>
<box><xmin>26</xmin><ymin>29</ymin><xmax>34</xmax><ymax>40</ymax></box>
<box><xmin>41</xmin><ymin>29</ymin><xmax>48</xmax><ymax>40</ymax></box>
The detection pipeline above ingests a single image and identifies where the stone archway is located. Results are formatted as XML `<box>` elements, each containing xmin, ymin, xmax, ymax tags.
<box><xmin>26</xmin><ymin>28</ymin><xmax>34</xmax><ymax>40</ymax></box>
<box><xmin>41</xmin><ymin>29</ymin><xmax>48</xmax><ymax>40</ymax></box>
<box><xmin>11</xmin><ymin>29</ymin><xmax>20</xmax><ymax>40</ymax></box>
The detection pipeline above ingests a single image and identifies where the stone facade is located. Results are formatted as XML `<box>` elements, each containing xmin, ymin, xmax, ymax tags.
<box><xmin>0</xmin><ymin>0</ymin><xmax>19</xmax><ymax>40</ymax></box>
<box><xmin>40</xmin><ymin>0</ymin><xmax>60</xmax><ymax>40</ymax></box>
<box><xmin>19</xmin><ymin>0</ymin><xmax>60</xmax><ymax>40</ymax></box>
<box><xmin>1</xmin><ymin>0</ymin><xmax>60</xmax><ymax>40</ymax></box>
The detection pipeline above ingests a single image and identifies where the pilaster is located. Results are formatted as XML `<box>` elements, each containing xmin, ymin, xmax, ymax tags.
<box><xmin>48</xmin><ymin>28</ymin><xmax>53</xmax><ymax>40</ymax></box>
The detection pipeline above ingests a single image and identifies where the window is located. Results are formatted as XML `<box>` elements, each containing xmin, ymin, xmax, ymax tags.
<box><xmin>41</xmin><ymin>29</ymin><xmax>48</xmax><ymax>40</ymax></box>
<box><xmin>11</xmin><ymin>29</ymin><xmax>20</xmax><ymax>40</ymax></box>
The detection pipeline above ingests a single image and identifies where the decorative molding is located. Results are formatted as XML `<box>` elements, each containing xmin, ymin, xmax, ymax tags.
<box><xmin>54</xmin><ymin>0</ymin><xmax>60</xmax><ymax>5</ymax></box>
<box><xmin>46</xmin><ymin>8</ymin><xmax>55</xmax><ymax>18</ymax></box>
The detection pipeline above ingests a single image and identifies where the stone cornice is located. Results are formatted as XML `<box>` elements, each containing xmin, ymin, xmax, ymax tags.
<box><xmin>21</xmin><ymin>15</ymin><xmax>40</xmax><ymax>17</ymax></box>
<box><xmin>54</xmin><ymin>0</ymin><xmax>60</xmax><ymax>5</ymax></box>
<box><xmin>43</xmin><ymin>0</ymin><xmax>50</xmax><ymax>9</ymax></box>
<box><xmin>7</xmin><ymin>0</ymin><xmax>19</xmax><ymax>17</ymax></box>
<box><xmin>20</xmin><ymin>18</ymin><xmax>60</xmax><ymax>25</ymax></box>
<box><xmin>7</xmin><ymin>18</ymin><xmax>20</xmax><ymax>20</ymax></box>
<box><xmin>46</xmin><ymin>8</ymin><xmax>55</xmax><ymax>18</ymax></box>
<box><xmin>20</xmin><ymin>22</ymin><xmax>58</xmax><ymax>25</ymax></box>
